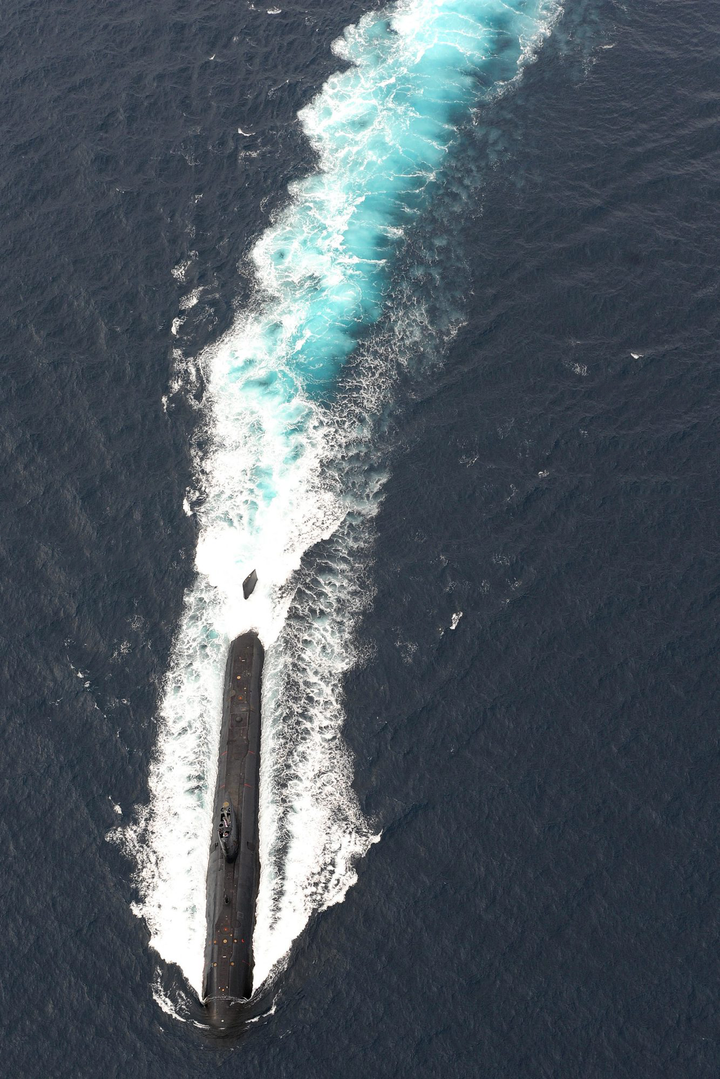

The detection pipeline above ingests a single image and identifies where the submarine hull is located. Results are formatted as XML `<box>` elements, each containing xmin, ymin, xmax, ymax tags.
<box><xmin>202</xmin><ymin>631</ymin><xmax>263</xmax><ymax>1029</ymax></box>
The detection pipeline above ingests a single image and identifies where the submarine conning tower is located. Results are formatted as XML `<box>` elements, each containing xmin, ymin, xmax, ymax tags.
<box><xmin>202</xmin><ymin>627</ymin><xmax>264</xmax><ymax>1029</ymax></box>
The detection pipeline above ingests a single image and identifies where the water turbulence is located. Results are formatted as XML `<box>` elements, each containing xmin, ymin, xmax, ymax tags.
<box><xmin>120</xmin><ymin>0</ymin><xmax>559</xmax><ymax>1000</ymax></box>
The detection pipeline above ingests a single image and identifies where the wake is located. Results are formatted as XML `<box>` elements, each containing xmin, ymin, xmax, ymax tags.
<box><xmin>112</xmin><ymin>0</ymin><xmax>560</xmax><ymax>999</ymax></box>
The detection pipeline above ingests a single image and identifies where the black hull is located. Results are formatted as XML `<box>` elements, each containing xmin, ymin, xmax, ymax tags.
<box><xmin>202</xmin><ymin>632</ymin><xmax>263</xmax><ymax>1029</ymax></box>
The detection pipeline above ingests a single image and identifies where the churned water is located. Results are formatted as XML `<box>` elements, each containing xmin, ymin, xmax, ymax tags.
<box><xmin>116</xmin><ymin>0</ymin><xmax>561</xmax><ymax>1002</ymax></box>
<box><xmin>1</xmin><ymin>0</ymin><xmax>718</xmax><ymax>1075</ymax></box>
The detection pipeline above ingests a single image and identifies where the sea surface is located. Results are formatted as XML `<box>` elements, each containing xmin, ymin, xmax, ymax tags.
<box><xmin>1</xmin><ymin>0</ymin><xmax>718</xmax><ymax>1075</ymax></box>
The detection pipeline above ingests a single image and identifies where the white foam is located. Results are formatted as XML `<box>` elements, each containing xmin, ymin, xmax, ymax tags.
<box><xmin>171</xmin><ymin>258</ymin><xmax>192</xmax><ymax>283</ymax></box>
<box><xmin>150</xmin><ymin>972</ymin><xmax>193</xmax><ymax>1024</ymax></box>
<box><xmin>112</xmin><ymin>0</ymin><xmax>562</xmax><ymax>1006</ymax></box>
<box><xmin>179</xmin><ymin>289</ymin><xmax>202</xmax><ymax>311</ymax></box>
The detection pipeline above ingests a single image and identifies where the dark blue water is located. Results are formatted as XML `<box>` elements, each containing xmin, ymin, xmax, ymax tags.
<box><xmin>2</xmin><ymin>0</ymin><xmax>718</xmax><ymax>1075</ymax></box>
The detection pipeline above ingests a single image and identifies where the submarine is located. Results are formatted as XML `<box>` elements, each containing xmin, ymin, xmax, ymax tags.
<box><xmin>202</xmin><ymin>570</ymin><xmax>263</xmax><ymax>1030</ymax></box>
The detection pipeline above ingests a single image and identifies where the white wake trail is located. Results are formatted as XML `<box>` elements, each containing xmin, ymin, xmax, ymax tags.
<box><xmin>111</xmin><ymin>0</ymin><xmax>560</xmax><ymax>1002</ymax></box>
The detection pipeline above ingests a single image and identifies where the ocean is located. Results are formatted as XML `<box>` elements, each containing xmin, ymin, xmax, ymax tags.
<box><xmin>1</xmin><ymin>0</ymin><xmax>717</xmax><ymax>1075</ymax></box>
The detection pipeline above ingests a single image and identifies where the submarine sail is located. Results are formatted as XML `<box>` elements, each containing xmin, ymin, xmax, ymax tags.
<box><xmin>202</xmin><ymin>629</ymin><xmax>264</xmax><ymax>1028</ymax></box>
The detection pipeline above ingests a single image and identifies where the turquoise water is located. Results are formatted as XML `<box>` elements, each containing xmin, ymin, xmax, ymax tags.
<box><xmin>236</xmin><ymin>0</ymin><xmax>556</xmax><ymax>396</ymax></box>
<box><xmin>200</xmin><ymin>0</ymin><xmax>559</xmax><ymax>574</ymax></box>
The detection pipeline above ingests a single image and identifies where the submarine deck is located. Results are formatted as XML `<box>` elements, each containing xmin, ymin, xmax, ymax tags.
<box><xmin>203</xmin><ymin>631</ymin><xmax>263</xmax><ymax>1025</ymax></box>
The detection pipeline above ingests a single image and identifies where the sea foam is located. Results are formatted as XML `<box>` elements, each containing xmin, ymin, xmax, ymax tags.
<box><xmin>114</xmin><ymin>0</ymin><xmax>559</xmax><ymax>999</ymax></box>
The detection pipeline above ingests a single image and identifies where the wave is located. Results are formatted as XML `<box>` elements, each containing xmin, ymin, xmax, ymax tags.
<box><xmin>113</xmin><ymin>0</ymin><xmax>560</xmax><ymax>999</ymax></box>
